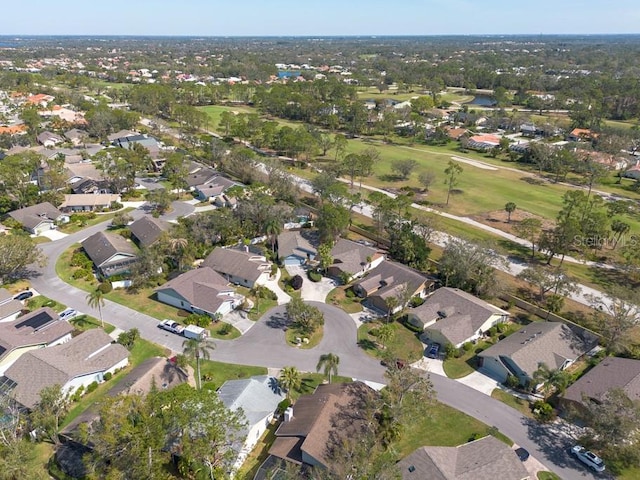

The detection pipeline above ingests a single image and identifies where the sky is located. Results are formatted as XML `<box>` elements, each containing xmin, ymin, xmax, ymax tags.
<box><xmin>3</xmin><ymin>0</ymin><xmax>640</xmax><ymax>36</ymax></box>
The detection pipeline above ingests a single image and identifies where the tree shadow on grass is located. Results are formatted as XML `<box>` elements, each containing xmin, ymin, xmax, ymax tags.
<box><xmin>358</xmin><ymin>338</ymin><xmax>378</xmax><ymax>352</ymax></box>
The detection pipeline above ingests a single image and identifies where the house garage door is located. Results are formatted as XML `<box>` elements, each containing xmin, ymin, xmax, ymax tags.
<box><xmin>284</xmin><ymin>255</ymin><xmax>304</xmax><ymax>266</ymax></box>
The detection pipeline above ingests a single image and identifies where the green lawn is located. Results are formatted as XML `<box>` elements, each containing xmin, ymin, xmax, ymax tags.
<box><xmin>26</xmin><ymin>295</ymin><xmax>66</xmax><ymax>313</ymax></box>
<box><xmin>199</xmin><ymin>360</ymin><xmax>267</xmax><ymax>391</ymax></box>
<box><xmin>491</xmin><ymin>389</ymin><xmax>534</xmax><ymax>418</ymax></box>
<box><xmin>326</xmin><ymin>286</ymin><xmax>363</xmax><ymax>313</ymax></box>
<box><xmin>618</xmin><ymin>467</ymin><xmax>640</xmax><ymax>480</ymax></box>
<box><xmin>357</xmin><ymin>319</ymin><xmax>424</xmax><ymax>363</ymax></box>
<box><xmin>236</xmin><ymin>420</ymin><xmax>279</xmax><ymax>480</ymax></box>
<box><xmin>58</xmin><ymin>208</ymin><xmax>135</xmax><ymax>234</ymax></box>
<box><xmin>285</xmin><ymin>325</ymin><xmax>323</xmax><ymax>349</ymax></box>
<box><xmin>63</xmin><ymin>338</ymin><xmax>167</xmax><ymax>427</ymax></box>
<box><xmin>393</xmin><ymin>401</ymin><xmax>512</xmax><ymax>459</ymax></box>
<box><xmin>198</xmin><ymin>104</ymin><xmax>300</xmax><ymax>132</ymax></box>
<box><xmin>537</xmin><ymin>472</ymin><xmax>562</xmax><ymax>480</ymax></box>
<box><xmin>209</xmin><ymin>321</ymin><xmax>241</xmax><ymax>340</ymax></box>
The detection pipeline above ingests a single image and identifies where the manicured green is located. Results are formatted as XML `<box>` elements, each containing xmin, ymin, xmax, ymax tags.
<box><xmin>199</xmin><ymin>360</ymin><xmax>267</xmax><ymax>391</ymax></box>
<box><xmin>326</xmin><ymin>286</ymin><xmax>363</xmax><ymax>313</ymax></box>
<box><xmin>58</xmin><ymin>208</ymin><xmax>135</xmax><ymax>234</ymax></box>
<box><xmin>618</xmin><ymin>467</ymin><xmax>640</xmax><ymax>480</ymax></box>
<box><xmin>491</xmin><ymin>389</ymin><xmax>534</xmax><ymax>418</ymax></box>
<box><xmin>26</xmin><ymin>295</ymin><xmax>65</xmax><ymax>313</ymax></box>
<box><xmin>68</xmin><ymin>314</ymin><xmax>116</xmax><ymax>334</ymax></box>
<box><xmin>285</xmin><ymin>325</ymin><xmax>323</xmax><ymax>349</ymax></box>
<box><xmin>537</xmin><ymin>472</ymin><xmax>562</xmax><ymax>480</ymax></box>
<box><xmin>357</xmin><ymin>319</ymin><xmax>424</xmax><ymax>363</ymax></box>
<box><xmin>208</xmin><ymin>321</ymin><xmax>241</xmax><ymax>340</ymax></box>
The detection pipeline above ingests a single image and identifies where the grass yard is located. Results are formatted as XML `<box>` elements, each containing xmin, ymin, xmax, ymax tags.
<box><xmin>285</xmin><ymin>325</ymin><xmax>323</xmax><ymax>349</ymax></box>
<box><xmin>537</xmin><ymin>472</ymin><xmax>562</xmax><ymax>480</ymax></box>
<box><xmin>68</xmin><ymin>314</ymin><xmax>116</xmax><ymax>334</ymax></box>
<box><xmin>236</xmin><ymin>420</ymin><xmax>279</xmax><ymax>480</ymax></box>
<box><xmin>209</xmin><ymin>321</ymin><xmax>241</xmax><ymax>340</ymax></box>
<box><xmin>63</xmin><ymin>338</ymin><xmax>167</xmax><ymax>427</ymax></box>
<box><xmin>199</xmin><ymin>360</ymin><xmax>267</xmax><ymax>391</ymax></box>
<box><xmin>618</xmin><ymin>467</ymin><xmax>640</xmax><ymax>480</ymax></box>
<box><xmin>326</xmin><ymin>286</ymin><xmax>363</xmax><ymax>313</ymax></box>
<box><xmin>393</xmin><ymin>401</ymin><xmax>512</xmax><ymax>459</ymax></box>
<box><xmin>491</xmin><ymin>388</ymin><xmax>534</xmax><ymax>418</ymax></box>
<box><xmin>21</xmin><ymin>441</ymin><xmax>53</xmax><ymax>480</ymax></box>
<box><xmin>26</xmin><ymin>295</ymin><xmax>65</xmax><ymax>313</ymax></box>
<box><xmin>357</xmin><ymin>319</ymin><xmax>424</xmax><ymax>363</ymax></box>
<box><xmin>198</xmin><ymin>104</ymin><xmax>299</xmax><ymax>132</ymax></box>
<box><xmin>58</xmin><ymin>208</ymin><xmax>135</xmax><ymax>234</ymax></box>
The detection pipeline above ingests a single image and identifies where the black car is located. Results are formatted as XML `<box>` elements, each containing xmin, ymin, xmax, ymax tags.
<box><xmin>515</xmin><ymin>447</ymin><xmax>530</xmax><ymax>462</ymax></box>
<box><xmin>427</xmin><ymin>343</ymin><xmax>441</xmax><ymax>359</ymax></box>
<box><xmin>13</xmin><ymin>291</ymin><xmax>33</xmax><ymax>301</ymax></box>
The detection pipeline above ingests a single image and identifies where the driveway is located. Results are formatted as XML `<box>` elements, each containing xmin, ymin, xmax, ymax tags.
<box><xmin>224</xmin><ymin>310</ymin><xmax>256</xmax><ymax>335</ymax></box>
<box><xmin>455</xmin><ymin>370</ymin><xmax>501</xmax><ymax>395</ymax></box>
<box><xmin>37</xmin><ymin>229</ymin><xmax>68</xmax><ymax>241</ymax></box>
<box><xmin>285</xmin><ymin>265</ymin><xmax>336</xmax><ymax>303</ymax></box>
<box><xmin>259</xmin><ymin>269</ymin><xmax>291</xmax><ymax>305</ymax></box>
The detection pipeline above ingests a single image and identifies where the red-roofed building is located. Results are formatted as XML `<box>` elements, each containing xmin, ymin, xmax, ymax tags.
<box><xmin>468</xmin><ymin>134</ymin><xmax>501</xmax><ymax>150</ymax></box>
<box><xmin>567</xmin><ymin>128</ymin><xmax>599</xmax><ymax>142</ymax></box>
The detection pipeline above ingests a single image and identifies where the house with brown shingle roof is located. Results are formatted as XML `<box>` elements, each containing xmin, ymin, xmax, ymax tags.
<box><xmin>327</xmin><ymin>238</ymin><xmax>384</xmax><ymax>282</ymax></box>
<box><xmin>407</xmin><ymin>287</ymin><xmax>509</xmax><ymax>348</ymax></box>
<box><xmin>478</xmin><ymin>322</ymin><xmax>598</xmax><ymax>387</ymax></box>
<box><xmin>265</xmin><ymin>382</ymin><xmax>378</xmax><ymax>471</ymax></box>
<box><xmin>1</xmin><ymin>329</ymin><xmax>129</xmax><ymax>410</ymax></box>
<box><xmin>7</xmin><ymin>201</ymin><xmax>68</xmax><ymax>234</ymax></box>
<box><xmin>81</xmin><ymin>231</ymin><xmax>138</xmax><ymax>278</ymax></box>
<box><xmin>155</xmin><ymin>267</ymin><xmax>244</xmax><ymax>318</ymax></box>
<box><xmin>0</xmin><ymin>307</ymin><xmax>73</xmax><ymax>376</ymax></box>
<box><xmin>0</xmin><ymin>289</ymin><xmax>23</xmax><ymax>323</ymax></box>
<box><xmin>397</xmin><ymin>435</ymin><xmax>529</xmax><ymax>480</ymax></box>
<box><xmin>59</xmin><ymin>193</ymin><xmax>121</xmax><ymax>213</ymax></box>
<box><xmin>561</xmin><ymin>357</ymin><xmax>640</xmax><ymax>413</ymax></box>
<box><xmin>353</xmin><ymin>261</ymin><xmax>435</xmax><ymax>314</ymax></box>
<box><xmin>128</xmin><ymin>216</ymin><xmax>170</xmax><ymax>247</ymax></box>
<box><xmin>202</xmin><ymin>247</ymin><xmax>271</xmax><ymax>288</ymax></box>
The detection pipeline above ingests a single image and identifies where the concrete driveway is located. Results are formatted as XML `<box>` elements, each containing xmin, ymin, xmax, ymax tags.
<box><xmin>37</xmin><ymin>229</ymin><xmax>68</xmax><ymax>241</ymax></box>
<box><xmin>455</xmin><ymin>370</ymin><xmax>501</xmax><ymax>395</ymax></box>
<box><xmin>285</xmin><ymin>264</ymin><xmax>336</xmax><ymax>302</ymax></box>
<box><xmin>259</xmin><ymin>269</ymin><xmax>291</xmax><ymax>305</ymax></box>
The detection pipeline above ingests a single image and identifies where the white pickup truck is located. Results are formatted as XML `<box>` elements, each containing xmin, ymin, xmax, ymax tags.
<box><xmin>158</xmin><ymin>319</ymin><xmax>185</xmax><ymax>335</ymax></box>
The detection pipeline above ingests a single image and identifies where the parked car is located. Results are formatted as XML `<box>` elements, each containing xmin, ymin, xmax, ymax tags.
<box><xmin>570</xmin><ymin>445</ymin><xmax>605</xmax><ymax>473</ymax></box>
<box><xmin>515</xmin><ymin>447</ymin><xmax>530</xmax><ymax>462</ymax></box>
<box><xmin>158</xmin><ymin>319</ymin><xmax>185</xmax><ymax>335</ymax></box>
<box><xmin>59</xmin><ymin>308</ymin><xmax>78</xmax><ymax>320</ymax></box>
<box><xmin>13</xmin><ymin>291</ymin><xmax>33</xmax><ymax>301</ymax></box>
<box><xmin>427</xmin><ymin>343</ymin><xmax>441</xmax><ymax>359</ymax></box>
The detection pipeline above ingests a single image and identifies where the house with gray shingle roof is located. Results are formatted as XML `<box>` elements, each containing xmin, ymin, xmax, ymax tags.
<box><xmin>478</xmin><ymin>322</ymin><xmax>598</xmax><ymax>387</ymax></box>
<box><xmin>397</xmin><ymin>435</ymin><xmax>529</xmax><ymax>480</ymax></box>
<box><xmin>218</xmin><ymin>375</ymin><xmax>285</xmax><ymax>469</ymax></box>
<box><xmin>81</xmin><ymin>231</ymin><xmax>138</xmax><ymax>277</ymax></box>
<box><xmin>327</xmin><ymin>238</ymin><xmax>384</xmax><ymax>282</ymax></box>
<box><xmin>561</xmin><ymin>357</ymin><xmax>640</xmax><ymax>413</ymax></box>
<box><xmin>155</xmin><ymin>267</ymin><xmax>244</xmax><ymax>318</ymax></box>
<box><xmin>193</xmin><ymin>174</ymin><xmax>237</xmax><ymax>202</ymax></box>
<box><xmin>1</xmin><ymin>329</ymin><xmax>129</xmax><ymax>409</ymax></box>
<box><xmin>202</xmin><ymin>247</ymin><xmax>271</xmax><ymax>288</ymax></box>
<box><xmin>59</xmin><ymin>193</ymin><xmax>121</xmax><ymax>213</ymax></box>
<box><xmin>129</xmin><ymin>216</ymin><xmax>170</xmax><ymax>247</ymax></box>
<box><xmin>0</xmin><ymin>307</ymin><xmax>73</xmax><ymax>376</ymax></box>
<box><xmin>276</xmin><ymin>231</ymin><xmax>317</xmax><ymax>266</ymax></box>
<box><xmin>7</xmin><ymin>201</ymin><xmax>68</xmax><ymax>234</ymax></box>
<box><xmin>0</xmin><ymin>288</ymin><xmax>23</xmax><ymax>323</ymax></box>
<box><xmin>407</xmin><ymin>287</ymin><xmax>509</xmax><ymax>348</ymax></box>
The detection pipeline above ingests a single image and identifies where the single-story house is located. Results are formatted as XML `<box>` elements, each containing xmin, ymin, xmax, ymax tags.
<box><xmin>193</xmin><ymin>175</ymin><xmax>236</xmax><ymax>202</ymax></box>
<box><xmin>59</xmin><ymin>194</ymin><xmax>121</xmax><ymax>213</ymax></box>
<box><xmin>407</xmin><ymin>287</ymin><xmax>509</xmax><ymax>348</ymax></box>
<box><xmin>185</xmin><ymin>166</ymin><xmax>218</xmax><ymax>189</ymax></box>
<box><xmin>0</xmin><ymin>289</ymin><xmax>23</xmax><ymax>323</ymax></box>
<box><xmin>202</xmin><ymin>247</ymin><xmax>271</xmax><ymax>288</ymax></box>
<box><xmin>64</xmin><ymin>128</ymin><xmax>87</xmax><ymax>146</ymax></box>
<box><xmin>112</xmin><ymin>134</ymin><xmax>160</xmax><ymax>157</ymax></box>
<box><xmin>36</xmin><ymin>131</ymin><xmax>64</xmax><ymax>148</ymax></box>
<box><xmin>478</xmin><ymin>322</ymin><xmax>598</xmax><ymax>387</ymax></box>
<box><xmin>445</xmin><ymin>127</ymin><xmax>468</xmax><ymax>141</ymax></box>
<box><xmin>213</xmin><ymin>194</ymin><xmax>237</xmax><ymax>209</ymax></box>
<box><xmin>155</xmin><ymin>267</ymin><xmax>244</xmax><ymax>318</ymax></box>
<box><xmin>266</xmin><ymin>382</ymin><xmax>378</xmax><ymax>471</ymax></box>
<box><xmin>107</xmin><ymin>130</ymin><xmax>138</xmax><ymax>142</ymax></box>
<box><xmin>467</xmin><ymin>134</ymin><xmax>501</xmax><ymax>151</ymax></box>
<box><xmin>520</xmin><ymin>123</ymin><xmax>538</xmax><ymax>137</ymax></box>
<box><xmin>561</xmin><ymin>357</ymin><xmax>640</xmax><ymax>414</ymax></box>
<box><xmin>567</xmin><ymin>128</ymin><xmax>598</xmax><ymax>142</ymax></box>
<box><xmin>1</xmin><ymin>329</ymin><xmax>129</xmax><ymax>410</ymax></box>
<box><xmin>397</xmin><ymin>435</ymin><xmax>529</xmax><ymax>480</ymax></box>
<box><xmin>623</xmin><ymin>162</ymin><xmax>640</xmax><ymax>180</ymax></box>
<box><xmin>0</xmin><ymin>307</ymin><xmax>73</xmax><ymax>376</ymax></box>
<box><xmin>276</xmin><ymin>231</ymin><xmax>317</xmax><ymax>266</ymax></box>
<box><xmin>81</xmin><ymin>231</ymin><xmax>138</xmax><ymax>278</ymax></box>
<box><xmin>217</xmin><ymin>375</ymin><xmax>285</xmax><ymax>469</ymax></box>
<box><xmin>7</xmin><ymin>201</ymin><xmax>69</xmax><ymax>234</ymax></box>
<box><xmin>128</xmin><ymin>216</ymin><xmax>170</xmax><ymax>248</ymax></box>
<box><xmin>353</xmin><ymin>261</ymin><xmax>436</xmax><ymax>314</ymax></box>
<box><xmin>69</xmin><ymin>177</ymin><xmax>112</xmax><ymax>195</ymax></box>
<box><xmin>327</xmin><ymin>238</ymin><xmax>384</xmax><ymax>282</ymax></box>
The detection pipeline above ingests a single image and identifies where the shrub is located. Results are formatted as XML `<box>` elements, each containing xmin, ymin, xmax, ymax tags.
<box><xmin>98</xmin><ymin>281</ymin><xmax>112</xmax><ymax>294</ymax></box>
<box><xmin>462</xmin><ymin>342</ymin><xmax>473</xmax><ymax>352</ymax></box>
<box><xmin>505</xmin><ymin>374</ymin><xmax>520</xmax><ymax>389</ymax></box>
<box><xmin>117</xmin><ymin>328</ymin><xmax>140</xmax><ymax>350</ymax></box>
<box><xmin>308</xmin><ymin>270</ymin><xmax>322</xmax><ymax>282</ymax></box>
<box><xmin>72</xmin><ymin>268</ymin><xmax>91</xmax><ymax>280</ymax></box>
<box><xmin>219</xmin><ymin>323</ymin><xmax>232</xmax><ymax>335</ymax></box>
<box><xmin>270</xmin><ymin>263</ymin><xmax>278</xmax><ymax>276</ymax></box>
<box><xmin>496</xmin><ymin>323</ymin><xmax>505</xmax><ymax>333</ymax></box>
<box><xmin>444</xmin><ymin>343</ymin><xmax>457</xmax><ymax>360</ymax></box>
<box><xmin>409</xmin><ymin>296</ymin><xmax>424</xmax><ymax>308</ymax></box>
<box><xmin>253</xmin><ymin>285</ymin><xmax>277</xmax><ymax>300</ymax></box>
<box><xmin>277</xmin><ymin>398</ymin><xmax>291</xmax><ymax>414</ymax></box>
<box><xmin>533</xmin><ymin>401</ymin><xmax>555</xmax><ymax>422</ymax></box>
<box><xmin>86</xmin><ymin>381</ymin><xmax>99</xmax><ymax>394</ymax></box>
<box><xmin>345</xmin><ymin>288</ymin><xmax>356</xmax><ymax>298</ymax></box>
<box><xmin>185</xmin><ymin>313</ymin><xmax>211</xmax><ymax>328</ymax></box>
<box><xmin>70</xmin><ymin>252</ymin><xmax>91</xmax><ymax>268</ymax></box>
<box><xmin>290</xmin><ymin>275</ymin><xmax>303</xmax><ymax>290</ymax></box>
<box><xmin>103</xmin><ymin>372</ymin><xmax>113</xmax><ymax>381</ymax></box>
<box><xmin>487</xmin><ymin>326</ymin><xmax>498</xmax><ymax>337</ymax></box>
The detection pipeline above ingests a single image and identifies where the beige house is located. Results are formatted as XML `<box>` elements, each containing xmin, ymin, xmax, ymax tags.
<box><xmin>407</xmin><ymin>288</ymin><xmax>509</xmax><ymax>348</ymax></box>
<box><xmin>202</xmin><ymin>247</ymin><xmax>271</xmax><ymax>288</ymax></box>
<box><xmin>327</xmin><ymin>238</ymin><xmax>384</xmax><ymax>282</ymax></box>
<box><xmin>7</xmin><ymin>201</ymin><xmax>68</xmax><ymax>234</ymax></box>
<box><xmin>59</xmin><ymin>194</ymin><xmax>121</xmax><ymax>213</ymax></box>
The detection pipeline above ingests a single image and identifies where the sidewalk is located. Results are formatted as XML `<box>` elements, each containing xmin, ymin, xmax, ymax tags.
<box><xmin>259</xmin><ymin>268</ymin><xmax>291</xmax><ymax>305</ymax></box>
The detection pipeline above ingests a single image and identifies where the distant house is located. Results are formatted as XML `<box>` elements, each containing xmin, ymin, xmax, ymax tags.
<box><xmin>26</xmin><ymin>93</ymin><xmax>55</xmax><ymax>107</ymax></box>
<box><xmin>327</xmin><ymin>238</ymin><xmax>384</xmax><ymax>282</ymax></box>
<box><xmin>185</xmin><ymin>166</ymin><xmax>218</xmax><ymax>190</ymax></box>
<box><xmin>107</xmin><ymin>129</ymin><xmax>138</xmax><ymax>142</ymax></box>
<box><xmin>7</xmin><ymin>201</ymin><xmax>68</xmax><ymax>234</ymax></box>
<box><xmin>0</xmin><ymin>307</ymin><xmax>73</xmax><ymax>376</ymax></box>
<box><xmin>276</xmin><ymin>231</ymin><xmax>317</xmax><ymax>266</ymax></box>
<box><xmin>519</xmin><ymin>123</ymin><xmax>537</xmax><ymax>138</ymax></box>
<box><xmin>1</xmin><ymin>329</ymin><xmax>129</xmax><ymax>410</ymax></box>
<box><xmin>467</xmin><ymin>134</ymin><xmax>501</xmax><ymax>151</ymax></box>
<box><xmin>193</xmin><ymin>175</ymin><xmax>237</xmax><ymax>202</ymax></box>
<box><xmin>353</xmin><ymin>261</ymin><xmax>435</xmax><ymax>314</ymax></box>
<box><xmin>69</xmin><ymin>178</ymin><xmax>112</xmax><ymax>195</ymax></box>
<box><xmin>202</xmin><ymin>248</ymin><xmax>271</xmax><ymax>288</ymax></box>
<box><xmin>64</xmin><ymin>128</ymin><xmax>87</xmax><ymax>146</ymax></box>
<box><xmin>265</xmin><ymin>382</ymin><xmax>378</xmax><ymax>471</ymax></box>
<box><xmin>36</xmin><ymin>131</ymin><xmax>64</xmax><ymax>148</ymax></box>
<box><xmin>128</xmin><ymin>216</ymin><xmax>170</xmax><ymax>248</ymax></box>
<box><xmin>155</xmin><ymin>267</ymin><xmax>243</xmax><ymax>317</ymax></box>
<box><xmin>59</xmin><ymin>193</ymin><xmax>121</xmax><ymax>213</ymax></box>
<box><xmin>445</xmin><ymin>127</ymin><xmax>468</xmax><ymax>141</ymax></box>
<box><xmin>407</xmin><ymin>287</ymin><xmax>509</xmax><ymax>348</ymax></box>
<box><xmin>623</xmin><ymin>162</ymin><xmax>640</xmax><ymax>180</ymax></box>
<box><xmin>561</xmin><ymin>357</ymin><xmax>640</xmax><ymax>414</ymax></box>
<box><xmin>478</xmin><ymin>322</ymin><xmax>598</xmax><ymax>387</ymax></box>
<box><xmin>217</xmin><ymin>375</ymin><xmax>285</xmax><ymax>469</ymax></box>
<box><xmin>397</xmin><ymin>435</ymin><xmax>529</xmax><ymax>480</ymax></box>
<box><xmin>112</xmin><ymin>134</ymin><xmax>160</xmax><ymax>157</ymax></box>
<box><xmin>0</xmin><ymin>124</ymin><xmax>28</xmax><ymax>136</ymax></box>
<box><xmin>567</xmin><ymin>128</ymin><xmax>598</xmax><ymax>142</ymax></box>
<box><xmin>81</xmin><ymin>231</ymin><xmax>138</xmax><ymax>277</ymax></box>
<box><xmin>0</xmin><ymin>289</ymin><xmax>24</xmax><ymax>323</ymax></box>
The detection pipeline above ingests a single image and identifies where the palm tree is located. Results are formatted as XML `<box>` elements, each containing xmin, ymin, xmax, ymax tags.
<box><xmin>376</xmin><ymin>324</ymin><xmax>395</xmax><ymax>349</ymax></box>
<box><xmin>316</xmin><ymin>353</ymin><xmax>340</xmax><ymax>383</ymax></box>
<box><xmin>504</xmin><ymin>202</ymin><xmax>517</xmax><ymax>223</ymax></box>
<box><xmin>264</xmin><ymin>219</ymin><xmax>281</xmax><ymax>255</ymax></box>
<box><xmin>532</xmin><ymin>362</ymin><xmax>571</xmax><ymax>397</ymax></box>
<box><xmin>86</xmin><ymin>288</ymin><xmax>105</xmax><ymax>328</ymax></box>
<box><xmin>182</xmin><ymin>336</ymin><xmax>216</xmax><ymax>390</ymax></box>
<box><xmin>279</xmin><ymin>366</ymin><xmax>302</xmax><ymax>401</ymax></box>
<box><xmin>169</xmin><ymin>237</ymin><xmax>189</xmax><ymax>272</ymax></box>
